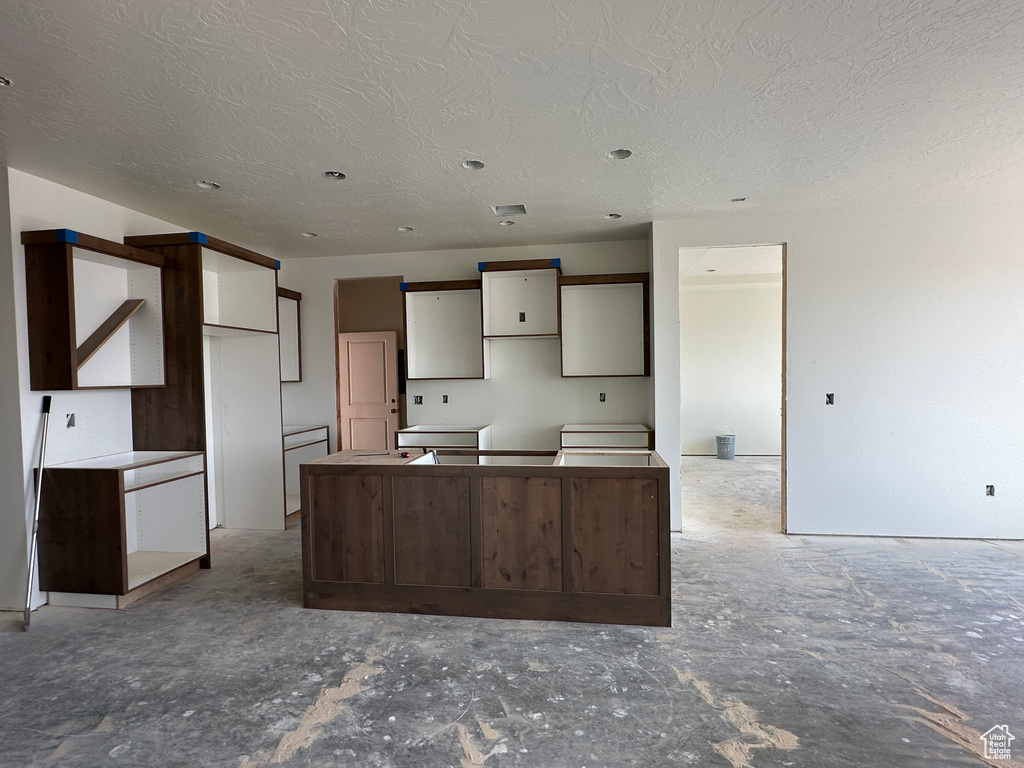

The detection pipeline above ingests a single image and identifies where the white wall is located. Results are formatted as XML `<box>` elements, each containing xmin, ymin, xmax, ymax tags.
<box><xmin>0</xmin><ymin>167</ymin><xmax>30</xmax><ymax>610</ymax></box>
<box><xmin>653</xmin><ymin>203</ymin><xmax>1024</xmax><ymax>538</ymax></box>
<box><xmin>279</xmin><ymin>241</ymin><xmax>654</xmax><ymax>451</ymax></box>
<box><xmin>680</xmin><ymin>279</ymin><xmax>782</xmax><ymax>455</ymax></box>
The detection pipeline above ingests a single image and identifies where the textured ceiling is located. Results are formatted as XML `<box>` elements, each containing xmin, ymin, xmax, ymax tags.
<box><xmin>680</xmin><ymin>245</ymin><xmax>782</xmax><ymax>278</ymax></box>
<box><xmin>0</xmin><ymin>0</ymin><xmax>1022</xmax><ymax>259</ymax></box>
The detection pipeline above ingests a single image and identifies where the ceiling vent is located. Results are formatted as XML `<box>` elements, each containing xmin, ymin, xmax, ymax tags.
<box><xmin>491</xmin><ymin>204</ymin><xmax>527</xmax><ymax>216</ymax></box>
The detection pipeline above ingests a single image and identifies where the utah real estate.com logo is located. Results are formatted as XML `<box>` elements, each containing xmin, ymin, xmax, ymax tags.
<box><xmin>981</xmin><ymin>725</ymin><xmax>1014</xmax><ymax>760</ymax></box>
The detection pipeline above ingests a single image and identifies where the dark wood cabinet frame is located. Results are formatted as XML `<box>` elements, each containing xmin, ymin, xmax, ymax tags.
<box><xmin>301</xmin><ymin>452</ymin><xmax>671</xmax><ymax>626</ymax></box>
<box><xmin>558</xmin><ymin>272</ymin><xmax>651</xmax><ymax>378</ymax></box>
<box><xmin>401</xmin><ymin>279</ymin><xmax>487</xmax><ymax>380</ymax></box>
<box><xmin>22</xmin><ymin>229</ymin><xmax>166</xmax><ymax>391</ymax></box>
<box><xmin>37</xmin><ymin>453</ymin><xmax>208</xmax><ymax>601</ymax></box>
<box><xmin>479</xmin><ymin>259</ymin><xmax>563</xmax><ymax>339</ymax></box>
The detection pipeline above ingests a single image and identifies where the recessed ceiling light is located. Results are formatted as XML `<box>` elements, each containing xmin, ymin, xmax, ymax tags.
<box><xmin>608</xmin><ymin>149</ymin><xmax>632</xmax><ymax>160</ymax></box>
<box><xmin>397</xmin><ymin>226</ymin><xmax>414</xmax><ymax>233</ymax></box>
<box><xmin>498</xmin><ymin>220</ymin><xmax>515</xmax><ymax>227</ymax></box>
<box><xmin>605</xmin><ymin>213</ymin><xmax>622</xmax><ymax>219</ymax></box>
<box><xmin>731</xmin><ymin>197</ymin><xmax>747</xmax><ymax>202</ymax></box>
<box><xmin>323</xmin><ymin>170</ymin><xmax>347</xmax><ymax>179</ymax></box>
<box><xmin>462</xmin><ymin>160</ymin><xmax>485</xmax><ymax>170</ymax></box>
<box><xmin>302</xmin><ymin>232</ymin><xmax>319</xmax><ymax>238</ymax></box>
<box><xmin>196</xmin><ymin>180</ymin><xmax>220</xmax><ymax>190</ymax></box>
<box><xmin>0</xmin><ymin>77</ymin><xmax>11</xmax><ymax>87</ymax></box>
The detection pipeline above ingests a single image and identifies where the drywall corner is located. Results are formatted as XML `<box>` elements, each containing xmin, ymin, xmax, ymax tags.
<box><xmin>650</xmin><ymin>221</ymin><xmax>682</xmax><ymax>531</ymax></box>
<box><xmin>0</xmin><ymin>167</ymin><xmax>28</xmax><ymax>609</ymax></box>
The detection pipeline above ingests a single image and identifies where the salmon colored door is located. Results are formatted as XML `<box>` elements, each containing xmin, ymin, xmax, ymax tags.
<box><xmin>337</xmin><ymin>331</ymin><xmax>399</xmax><ymax>451</ymax></box>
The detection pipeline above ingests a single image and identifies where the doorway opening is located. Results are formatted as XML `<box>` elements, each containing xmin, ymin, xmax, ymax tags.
<box><xmin>334</xmin><ymin>277</ymin><xmax>405</xmax><ymax>451</ymax></box>
<box><xmin>678</xmin><ymin>244</ymin><xmax>786</xmax><ymax>534</ymax></box>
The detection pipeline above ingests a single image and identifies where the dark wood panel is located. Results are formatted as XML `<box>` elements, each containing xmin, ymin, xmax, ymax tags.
<box><xmin>76</xmin><ymin>299</ymin><xmax>145</xmax><ymax>368</ymax></box>
<box><xmin>308</xmin><ymin>474</ymin><xmax>384</xmax><ymax>583</ymax></box>
<box><xmin>37</xmin><ymin>469</ymin><xmax>127</xmax><ymax>595</ymax></box>
<box><xmin>479</xmin><ymin>258</ymin><xmax>561</xmax><ymax>273</ymax></box>
<box><xmin>402</xmin><ymin>279</ymin><xmax>481</xmax><ymax>292</ymax></box>
<box><xmin>24</xmin><ymin>242</ymin><xmax>76</xmax><ymax>390</ymax></box>
<box><xmin>129</xmin><ymin>242</ymin><xmax>206</xmax><ymax>451</ymax></box>
<box><xmin>558</xmin><ymin>272</ymin><xmax>649</xmax><ymax>286</ymax></box>
<box><xmin>23</xmin><ymin>230</ymin><xmax>164</xmax><ymax>267</ymax></box>
<box><xmin>304</xmin><ymin>582</ymin><xmax>669</xmax><ymax>627</ymax></box>
<box><xmin>301</xmin><ymin>454</ymin><xmax>670</xmax><ymax>626</ymax></box>
<box><xmin>126</xmin><ymin>233</ymin><xmax>277</xmax><ymax>269</ymax></box>
<box><xmin>571</xmin><ymin>477</ymin><xmax>660</xmax><ymax>596</ymax></box>
<box><xmin>392</xmin><ymin>476</ymin><xmax>471</xmax><ymax>586</ymax></box>
<box><xmin>481</xmin><ymin>476</ymin><xmax>561</xmax><ymax>591</ymax></box>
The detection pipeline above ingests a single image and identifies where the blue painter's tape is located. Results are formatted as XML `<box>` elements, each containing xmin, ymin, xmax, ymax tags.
<box><xmin>478</xmin><ymin>262</ymin><xmax>487</xmax><ymax>271</ymax></box>
<box><xmin>56</xmin><ymin>229</ymin><xmax>79</xmax><ymax>244</ymax></box>
<box><xmin>275</xmin><ymin>260</ymin><xmax>281</xmax><ymax>270</ymax></box>
<box><xmin>550</xmin><ymin>258</ymin><xmax>561</xmax><ymax>268</ymax></box>
<box><xmin>189</xmin><ymin>232</ymin><xmax>208</xmax><ymax>244</ymax></box>
<box><xmin>399</xmin><ymin>282</ymin><xmax>410</xmax><ymax>291</ymax></box>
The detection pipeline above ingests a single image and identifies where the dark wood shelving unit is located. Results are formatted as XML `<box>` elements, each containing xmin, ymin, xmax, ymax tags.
<box><xmin>22</xmin><ymin>229</ymin><xmax>166</xmax><ymax>390</ymax></box>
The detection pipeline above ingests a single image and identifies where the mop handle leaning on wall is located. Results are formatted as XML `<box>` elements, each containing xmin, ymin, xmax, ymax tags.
<box><xmin>23</xmin><ymin>395</ymin><xmax>51</xmax><ymax>631</ymax></box>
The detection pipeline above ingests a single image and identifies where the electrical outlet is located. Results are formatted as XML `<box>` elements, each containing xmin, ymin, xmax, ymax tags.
<box><xmin>599</xmin><ymin>393</ymin><xmax>606</xmax><ymax>403</ymax></box>
<box><xmin>519</xmin><ymin>312</ymin><xmax>526</xmax><ymax>323</ymax></box>
<box><xmin>413</xmin><ymin>395</ymin><xmax>423</xmax><ymax>405</ymax></box>
<box><xmin>442</xmin><ymin>394</ymin><xmax>448</xmax><ymax>404</ymax></box>
<box><xmin>66</xmin><ymin>413</ymin><xmax>76</xmax><ymax>428</ymax></box>
<box><xmin>986</xmin><ymin>485</ymin><xmax>995</xmax><ymax>497</ymax></box>
<box><xmin>825</xmin><ymin>393</ymin><xmax>834</xmax><ymax>405</ymax></box>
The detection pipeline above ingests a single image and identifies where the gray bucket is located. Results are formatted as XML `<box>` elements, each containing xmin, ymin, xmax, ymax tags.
<box><xmin>716</xmin><ymin>434</ymin><xmax>735</xmax><ymax>460</ymax></box>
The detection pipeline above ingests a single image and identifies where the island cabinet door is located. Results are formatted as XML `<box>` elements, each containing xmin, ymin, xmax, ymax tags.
<box><xmin>480</xmin><ymin>476</ymin><xmax>562</xmax><ymax>591</ymax></box>
<box><xmin>571</xmin><ymin>477</ymin><xmax>660</xmax><ymax>596</ymax></box>
<box><xmin>392</xmin><ymin>476</ymin><xmax>471</xmax><ymax>586</ymax></box>
<box><xmin>306</xmin><ymin>474</ymin><xmax>385</xmax><ymax>583</ymax></box>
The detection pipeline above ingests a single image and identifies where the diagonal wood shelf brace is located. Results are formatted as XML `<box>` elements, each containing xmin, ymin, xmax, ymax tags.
<box><xmin>76</xmin><ymin>298</ymin><xmax>146</xmax><ymax>369</ymax></box>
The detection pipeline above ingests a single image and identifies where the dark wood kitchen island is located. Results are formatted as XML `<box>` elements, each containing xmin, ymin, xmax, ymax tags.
<box><xmin>300</xmin><ymin>449</ymin><xmax>670</xmax><ymax>626</ymax></box>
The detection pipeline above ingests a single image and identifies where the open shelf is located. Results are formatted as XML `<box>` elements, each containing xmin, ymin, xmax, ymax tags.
<box><xmin>127</xmin><ymin>551</ymin><xmax>203</xmax><ymax>590</ymax></box>
<box><xmin>480</xmin><ymin>259</ymin><xmax>561</xmax><ymax>338</ymax></box>
<box><xmin>202</xmin><ymin>247</ymin><xmax>277</xmax><ymax>334</ymax></box>
<box><xmin>38</xmin><ymin>450</ymin><xmax>208</xmax><ymax>600</ymax></box>
<box><xmin>22</xmin><ymin>229</ymin><xmax>166</xmax><ymax>390</ymax></box>
<box><xmin>283</xmin><ymin>425</ymin><xmax>329</xmax><ymax>517</ymax></box>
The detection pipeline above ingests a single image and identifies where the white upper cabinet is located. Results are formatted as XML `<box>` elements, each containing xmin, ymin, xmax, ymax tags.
<box><xmin>403</xmin><ymin>280</ymin><xmax>488</xmax><ymax>379</ymax></box>
<box><xmin>559</xmin><ymin>274</ymin><xmax>649</xmax><ymax>377</ymax></box>
<box><xmin>278</xmin><ymin>288</ymin><xmax>302</xmax><ymax>382</ymax></box>
<box><xmin>202</xmin><ymin>247</ymin><xmax>278</xmax><ymax>334</ymax></box>
<box><xmin>480</xmin><ymin>259</ymin><xmax>561</xmax><ymax>337</ymax></box>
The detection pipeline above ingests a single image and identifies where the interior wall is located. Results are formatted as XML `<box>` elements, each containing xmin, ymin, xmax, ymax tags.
<box><xmin>335</xmin><ymin>276</ymin><xmax>406</xmax><ymax>348</ymax></box>
<box><xmin>0</xmin><ymin>166</ymin><xmax>29</xmax><ymax>610</ymax></box>
<box><xmin>653</xmin><ymin>202</ymin><xmax>1024</xmax><ymax>538</ymax></box>
<box><xmin>2</xmin><ymin>169</ymin><xmax>183</xmax><ymax>609</ymax></box>
<box><xmin>279</xmin><ymin>240</ymin><xmax>652</xmax><ymax>452</ymax></box>
<box><xmin>680</xmin><ymin>278</ymin><xmax>782</xmax><ymax>455</ymax></box>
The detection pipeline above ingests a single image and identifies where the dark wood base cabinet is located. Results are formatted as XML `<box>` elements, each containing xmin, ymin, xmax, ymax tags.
<box><xmin>301</xmin><ymin>451</ymin><xmax>670</xmax><ymax>626</ymax></box>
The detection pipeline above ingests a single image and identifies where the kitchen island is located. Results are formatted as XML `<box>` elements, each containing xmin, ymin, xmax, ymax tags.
<box><xmin>300</xmin><ymin>448</ymin><xmax>670</xmax><ymax>626</ymax></box>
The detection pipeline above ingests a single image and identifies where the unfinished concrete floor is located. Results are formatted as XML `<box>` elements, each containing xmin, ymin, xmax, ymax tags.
<box><xmin>1</xmin><ymin>460</ymin><xmax>1023</xmax><ymax>768</ymax></box>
